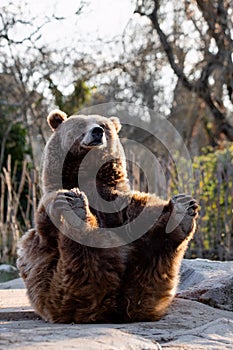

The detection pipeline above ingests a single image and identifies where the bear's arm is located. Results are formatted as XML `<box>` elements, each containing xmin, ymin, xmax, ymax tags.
<box><xmin>36</xmin><ymin>189</ymin><xmax>126</xmax><ymax>247</ymax></box>
<box><xmin>116</xmin><ymin>190</ymin><xmax>197</xmax><ymax>249</ymax></box>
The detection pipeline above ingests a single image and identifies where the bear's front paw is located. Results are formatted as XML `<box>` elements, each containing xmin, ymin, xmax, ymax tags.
<box><xmin>48</xmin><ymin>189</ymin><xmax>99</xmax><ymax>231</ymax></box>
<box><xmin>52</xmin><ymin>189</ymin><xmax>88</xmax><ymax>222</ymax></box>
<box><xmin>166</xmin><ymin>194</ymin><xmax>198</xmax><ymax>236</ymax></box>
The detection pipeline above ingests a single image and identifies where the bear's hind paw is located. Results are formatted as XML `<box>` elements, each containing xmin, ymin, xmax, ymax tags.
<box><xmin>166</xmin><ymin>194</ymin><xmax>198</xmax><ymax>236</ymax></box>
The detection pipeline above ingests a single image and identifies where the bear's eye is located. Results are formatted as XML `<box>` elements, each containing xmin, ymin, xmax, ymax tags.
<box><xmin>99</xmin><ymin>123</ymin><xmax>105</xmax><ymax>129</ymax></box>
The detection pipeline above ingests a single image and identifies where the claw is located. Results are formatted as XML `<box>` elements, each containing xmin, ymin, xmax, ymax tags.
<box><xmin>189</xmin><ymin>211</ymin><xmax>198</xmax><ymax>217</ymax></box>
<box><xmin>64</xmin><ymin>192</ymin><xmax>77</xmax><ymax>199</ymax></box>
<box><xmin>188</xmin><ymin>202</ymin><xmax>198</xmax><ymax>209</ymax></box>
<box><xmin>179</xmin><ymin>200</ymin><xmax>195</xmax><ymax>208</ymax></box>
<box><xmin>173</xmin><ymin>194</ymin><xmax>188</xmax><ymax>199</ymax></box>
<box><xmin>53</xmin><ymin>199</ymin><xmax>71</xmax><ymax>208</ymax></box>
<box><xmin>172</xmin><ymin>194</ymin><xmax>192</xmax><ymax>203</ymax></box>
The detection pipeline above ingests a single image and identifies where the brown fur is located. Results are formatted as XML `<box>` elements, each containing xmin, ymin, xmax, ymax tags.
<box><xmin>17</xmin><ymin>110</ymin><xmax>198</xmax><ymax>323</ymax></box>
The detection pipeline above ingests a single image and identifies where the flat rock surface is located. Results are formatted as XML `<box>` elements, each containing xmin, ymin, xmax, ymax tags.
<box><xmin>1</xmin><ymin>260</ymin><xmax>233</xmax><ymax>349</ymax></box>
<box><xmin>178</xmin><ymin>259</ymin><xmax>233</xmax><ymax>311</ymax></box>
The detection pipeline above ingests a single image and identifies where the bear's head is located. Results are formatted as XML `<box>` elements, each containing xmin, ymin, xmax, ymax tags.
<box><xmin>47</xmin><ymin>109</ymin><xmax>121</xmax><ymax>152</ymax></box>
<box><xmin>42</xmin><ymin>110</ymin><xmax>129</xmax><ymax>193</ymax></box>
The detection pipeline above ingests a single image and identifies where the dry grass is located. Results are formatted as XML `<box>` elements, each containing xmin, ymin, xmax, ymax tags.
<box><xmin>0</xmin><ymin>155</ymin><xmax>38</xmax><ymax>263</ymax></box>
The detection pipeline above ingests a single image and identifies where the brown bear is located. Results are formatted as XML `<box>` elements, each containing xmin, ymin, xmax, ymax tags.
<box><xmin>17</xmin><ymin>109</ymin><xmax>198</xmax><ymax>323</ymax></box>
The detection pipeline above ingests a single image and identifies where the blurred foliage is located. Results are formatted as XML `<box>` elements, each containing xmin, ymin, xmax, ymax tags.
<box><xmin>166</xmin><ymin>143</ymin><xmax>233</xmax><ymax>260</ymax></box>
<box><xmin>0</xmin><ymin>116</ymin><xmax>29</xmax><ymax>171</ymax></box>
<box><xmin>47</xmin><ymin>77</ymin><xmax>91</xmax><ymax>116</ymax></box>
<box><xmin>0</xmin><ymin>157</ymin><xmax>37</xmax><ymax>265</ymax></box>
<box><xmin>190</xmin><ymin>144</ymin><xmax>233</xmax><ymax>260</ymax></box>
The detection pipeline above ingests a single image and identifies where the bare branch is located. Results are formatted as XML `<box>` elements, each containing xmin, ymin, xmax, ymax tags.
<box><xmin>136</xmin><ymin>0</ymin><xmax>233</xmax><ymax>141</ymax></box>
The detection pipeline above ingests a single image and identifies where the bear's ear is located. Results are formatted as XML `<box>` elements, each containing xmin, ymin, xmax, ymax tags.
<box><xmin>47</xmin><ymin>109</ymin><xmax>67</xmax><ymax>131</ymax></box>
<box><xmin>110</xmin><ymin>116</ymin><xmax>121</xmax><ymax>133</ymax></box>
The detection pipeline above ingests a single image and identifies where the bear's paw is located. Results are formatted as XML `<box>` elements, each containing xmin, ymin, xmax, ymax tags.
<box><xmin>166</xmin><ymin>194</ymin><xmax>198</xmax><ymax>236</ymax></box>
<box><xmin>53</xmin><ymin>190</ymin><xmax>89</xmax><ymax>223</ymax></box>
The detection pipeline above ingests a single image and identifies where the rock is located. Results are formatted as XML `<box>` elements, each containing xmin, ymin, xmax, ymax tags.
<box><xmin>0</xmin><ymin>277</ymin><xmax>25</xmax><ymax>289</ymax></box>
<box><xmin>0</xmin><ymin>259</ymin><xmax>233</xmax><ymax>349</ymax></box>
<box><xmin>179</xmin><ymin>259</ymin><xmax>233</xmax><ymax>290</ymax></box>
<box><xmin>178</xmin><ymin>259</ymin><xmax>233</xmax><ymax>311</ymax></box>
<box><xmin>0</xmin><ymin>264</ymin><xmax>19</xmax><ymax>282</ymax></box>
<box><xmin>0</xmin><ymin>296</ymin><xmax>232</xmax><ymax>350</ymax></box>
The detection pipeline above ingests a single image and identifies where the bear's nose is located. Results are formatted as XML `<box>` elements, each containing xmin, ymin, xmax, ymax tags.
<box><xmin>91</xmin><ymin>126</ymin><xmax>104</xmax><ymax>140</ymax></box>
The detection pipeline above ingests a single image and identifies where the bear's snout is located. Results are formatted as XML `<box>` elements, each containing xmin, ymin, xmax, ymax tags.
<box><xmin>91</xmin><ymin>126</ymin><xmax>104</xmax><ymax>141</ymax></box>
<box><xmin>81</xmin><ymin>123</ymin><xmax>106</xmax><ymax>147</ymax></box>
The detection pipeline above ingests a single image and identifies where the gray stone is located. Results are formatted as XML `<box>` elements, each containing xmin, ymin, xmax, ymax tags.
<box><xmin>179</xmin><ymin>259</ymin><xmax>233</xmax><ymax>290</ymax></box>
<box><xmin>178</xmin><ymin>259</ymin><xmax>233</xmax><ymax>311</ymax></box>
<box><xmin>0</xmin><ymin>277</ymin><xmax>25</xmax><ymax>289</ymax></box>
<box><xmin>1</xmin><ymin>259</ymin><xmax>233</xmax><ymax>349</ymax></box>
<box><xmin>0</xmin><ymin>297</ymin><xmax>232</xmax><ymax>349</ymax></box>
<box><xmin>0</xmin><ymin>264</ymin><xmax>19</xmax><ymax>283</ymax></box>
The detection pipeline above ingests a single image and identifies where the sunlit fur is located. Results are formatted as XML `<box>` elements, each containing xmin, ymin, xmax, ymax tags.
<box><xmin>17</xmin><ymin>110</ymin><xmax>198</xmax><ymax>323</ymax></box>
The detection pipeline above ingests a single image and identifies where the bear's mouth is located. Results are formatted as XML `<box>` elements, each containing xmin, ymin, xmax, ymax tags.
<box><xmin>82</xmin><ymin>140</ymin><xmax>104</xmax><ymax>148</ymax></box>
<box><xmin>88</xmin><ymin>140</ymin><xmax>103</xmax><ymax>146</ymax></box>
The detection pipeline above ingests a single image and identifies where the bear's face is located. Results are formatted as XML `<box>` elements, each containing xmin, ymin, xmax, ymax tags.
<box><xmin>42</xmin><ymin>110</ymin><xmax>129</xmax><ymax>193</ymax></box>
<box><xmin>47</xmin><ymin>109</ymin><xmax>122</xmax><ymax>155</ymax></box>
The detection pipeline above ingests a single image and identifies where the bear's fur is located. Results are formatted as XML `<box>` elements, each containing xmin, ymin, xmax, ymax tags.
<box><xmin>17</xmin><ymin>110</ymin><xmax>198</xmax><ymax>323</ymax></box>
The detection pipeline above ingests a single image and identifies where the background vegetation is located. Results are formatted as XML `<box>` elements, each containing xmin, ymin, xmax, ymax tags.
<box><xmin>0</xmin><ymin>0</ymin><xmax>232</xmax><ymax>263</ymax></box>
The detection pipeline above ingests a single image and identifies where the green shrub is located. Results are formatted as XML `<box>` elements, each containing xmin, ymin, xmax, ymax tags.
<box><xmin>190</xmin><ymin>144</ymin><xmax>233</xmax><ymax>260</ymax></box>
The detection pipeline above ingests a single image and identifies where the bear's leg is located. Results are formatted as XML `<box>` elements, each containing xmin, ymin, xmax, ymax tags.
<box><xmin>120</xmin><ymin>194</ymin><xmax>198</xmax><ymax>322</ymax></box>
<box><xmin>17</xmin><ymin>226</ymin><xmax>61</xmax><ymax>322</ymax></box>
